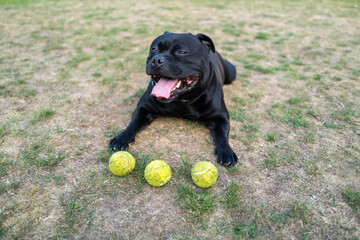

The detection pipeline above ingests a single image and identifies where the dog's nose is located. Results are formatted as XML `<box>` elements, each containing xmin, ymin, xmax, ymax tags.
<box><xmin>151</xmin><ymin>55</ymin><xmax>165</xmax><ymax>68</ymax></box>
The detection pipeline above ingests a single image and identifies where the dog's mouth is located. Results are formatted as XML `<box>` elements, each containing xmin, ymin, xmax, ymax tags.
<box><xmin>150</xmin><ymin>74</ymin><xmax>199</xmax><ymax>102</ymax></box>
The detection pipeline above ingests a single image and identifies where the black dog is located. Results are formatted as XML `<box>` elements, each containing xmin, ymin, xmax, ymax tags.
<box><xmin>110</xmin><ymin>32</ymin><xmax>238</xmax><ymax>166</ymax></box>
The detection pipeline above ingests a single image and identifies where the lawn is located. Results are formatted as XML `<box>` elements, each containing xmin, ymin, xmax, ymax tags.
<box><xmin>0</xmin><ymin>0</ymin><xmax>359</xmax><ymax>239</ymax></box>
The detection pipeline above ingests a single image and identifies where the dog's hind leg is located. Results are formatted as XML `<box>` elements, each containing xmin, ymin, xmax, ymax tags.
<box><xmin>223</xmin><ymin>59</ymin><xmax>237</xmax><ymax>85</ymax></box>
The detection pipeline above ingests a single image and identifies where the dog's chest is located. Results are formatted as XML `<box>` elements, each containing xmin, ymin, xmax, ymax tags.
<box><xmin>162</xmin><ymin>103</ymin><xmax>201</xmax><ymax>120</ymax></box>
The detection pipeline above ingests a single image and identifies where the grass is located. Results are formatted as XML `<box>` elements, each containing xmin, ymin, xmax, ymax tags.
<box><xmin>176</xmin><ymin>185</ymin><xmax>217</xmax><ymax>219</ymax></box>
<box><xmin>175</xmin><ymin>156</ymin><xmax>192</xmax><ymax>180</ymax></box>
<box><xmin>30</xmin><ymin>108</ymin><xmax>56</xmax><ymax>125</ymax></box>
<box><xmin>269</xmin><ymin>103</ymin><xmax>310</xmax><ymax>128</ymax></box>
<box><xmin>57</xmin><ymin>192</ymin><xmax>93</xmax><ymax>238</ymax></box>
<box><xmin>222</xmin><ymin>182</ymin><xmax>242</xmax><ymax>210</ymax></box>
<box><xmin>255</xmin><ymin>32</ymin><xmax>270</xmax><ymax>40</ymax></box>
<box><xmin>67</xmin><ymin>54</ymin><xmax>91</xmax><ymax>68</ymax></box>
<box><xmin>229</xmin><ymin>107</ymin><xmax>247</xmax><ymax>122</ymax></box>
<box><xmin>264</xmin><ymin>149</ymin><xmax>280</xmax><ymax>169</ymax></box>
<box><xmin>233</xmin><ymin>220</ymin><xmax>259</xmax><ymax>239</ymax></box>
<box><xmin>21</xmin><ymin>140</ymin><xmax>66</xmax><ymax>169</ymax></box>
<box><xmin>265</xmin><ymin>131</ymin><xmax>277</xmax><ymax>142</ymax></box>
<box><xmin>1</xmin><ymin>0</ymin><xmax>360</xmax><ymax>239</ymax></box>
<box><xmin>0</xmin><ymin>152</ymin><xmax>11</xmax><ymax>177</ymax></box>
<box><xmin>343</xmin><ymin>187</ymin><xmax>360</xmax><ymax>213</ymax></box>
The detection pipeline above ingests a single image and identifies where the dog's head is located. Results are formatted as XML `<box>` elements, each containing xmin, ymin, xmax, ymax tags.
<box><xmin>146</xmin><ymin>32</ymin><xmax>215</xmax><ymax>103</ymax></box>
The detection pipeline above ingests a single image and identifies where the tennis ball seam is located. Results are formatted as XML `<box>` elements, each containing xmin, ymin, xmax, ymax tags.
<box><xmin>192</xmin><ymin>162</ymin><xmax>211</xmax><ymax>176</ymax></box>
<box><xmin>144</xmin><ymin>160</ymin><xmax>160</xmax><ymax>176</ymax></box>
<box><xmin>159</xmin><ymin>174</ymin><xmax>171</xmax><ymax>186</ymax></box>
<box><xmin>191</xmin><ymin>161</ymin><xmax>218</xmax><ymax>188</ymax></box>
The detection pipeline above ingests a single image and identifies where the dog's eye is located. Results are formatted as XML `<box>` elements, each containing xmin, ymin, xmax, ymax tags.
<box><xmin>151</xmin><ymin>47</ymin><xmax>158</xmax><ymax>52</ymax></box>
<box><xmin>177</xmin><ymin>50</ymin><xmax>188</xmax><ymax>55</ymax></box>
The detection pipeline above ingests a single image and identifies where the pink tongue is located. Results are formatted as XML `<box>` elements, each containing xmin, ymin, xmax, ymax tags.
<box><xmin>151</xmin><ymin>77</ymin><xmax>179</xmax><ymax>99</ymax></box>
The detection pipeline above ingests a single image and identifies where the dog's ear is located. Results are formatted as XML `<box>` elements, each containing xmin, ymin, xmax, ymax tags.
<box><xmin>196</xmin><ymin>33</ymin><xmax>215</xmax><ymax>53</ymax></box>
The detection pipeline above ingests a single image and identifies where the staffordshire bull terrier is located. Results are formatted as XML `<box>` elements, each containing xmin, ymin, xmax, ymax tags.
<box><xmin>109</xmin><ymin>32</ymin><xmax>238</xmax><ymax>166</ymax></box>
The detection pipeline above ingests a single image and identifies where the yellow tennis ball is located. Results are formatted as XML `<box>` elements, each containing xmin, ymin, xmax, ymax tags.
<box><xmin>144</xmin><ymin>160</ymin><xmax>171</xmax><ymax>187</ymax></box>
<box><xmin>191</xmin><ymin>161</ymin><xmax>218</xmax><ymax>188</ymax></box>
<box><xmin>109</xmin><ymin>151</ymin><xmax>135</xmax><ymax>176</ymax></box>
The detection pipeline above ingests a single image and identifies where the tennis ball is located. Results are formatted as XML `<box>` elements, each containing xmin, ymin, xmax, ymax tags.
<box><xmin>109</xmin><ymin>151</ymin><xmax>135</xmax><ymax>176</ymax></box>
<box><xmin>191</xmin><ymin>161</ymin><xmax>218</xmax><ymax>188</ymax></box>
<box><xmin>144</xmin><ymin>160</ymin><xmax>171</xmax><ymax>187</ymax></box>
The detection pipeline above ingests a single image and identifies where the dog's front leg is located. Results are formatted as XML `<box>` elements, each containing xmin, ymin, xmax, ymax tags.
<box><xmin>207</xmin><ymin>118</ymin><xmax>238</xmax><ymax>166</ymax></box>
<box><xmin>109</xmin><ymin>106</ymin><xmax>155</xmax><ymax>151</ymax></box>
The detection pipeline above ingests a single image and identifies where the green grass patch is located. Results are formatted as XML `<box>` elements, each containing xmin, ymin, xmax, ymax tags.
<box><xmin>0</xmin><ymin>84</ymin><xmax>37</xmax><ymax>98</ymax></box>
<box><xmin>0</xmin><ymin>179</ymin><xmax>21</xmax><ymax>194</ymax></box>
<box><xmin>135</xmin><ymin>25</ymin><xmax>149</xmax><ymax>35</ymax></box>
<box><xmin>175</xmin><ymin>156</ymin><xmax>192</xmax><ymax>180</ymax></box>
<box><xmin>243</xmin><ymin>61</ymin><xmax>276</xmax><ymax>74</ymax></box>
<box><xmin>342</xmin><ymin>187</ymin><xmax>360</xmax><ymax>213</ymax></box>
<box><xmin>131</xmin><ymin>153</ymin><xmax>153</xmax><ymax>185</ymax></box>
<box><xmin>104</xmin><ymin>129</ymin><xmax>122</xmax><ymax>138</ymax></box>
<box><xmin>0</xmin><ymin>152</ymin><xmax>12</xmax><ymax>177</ymax></box>
<box><xmin>43</xmin><ymin>38</ymin><xmax>65</xmax><ymax>53</ymax></box>
<box><xmin>264</xmin><ymin>149</ymin><xmax>279</xmax><ymax>169</ymax></box>
<box><xmin>17</xmin><ymin>87</ymin><xmax>37</xmax><ymax>98</ymax></box>
<box><xmin>323</xmin><ymin>121</ymin><xmax>341</xmax><ymax>129</ymax></box>
<box><xmin>287</xmin><ymin>94</ymin><xmax>310</xmax><ymax>106</ymax></box>
<box><xmin>247</xmin><ymin>53</ymin><xmax>267</xmax><ymax>61</ymax></box>
<box><xmin>222</xmin><ymin>25</ymin><xmax>244</xmax><ymax>37</ymax></box>
<box><xmin>21</xmin><ymin>140</ymin><xmax>66</xmax><ymax>169</ymax></box>
<box><xmin>230</xmin><ymin>107</ymin><xmax>248</xmax><ymax>122</ymax></box>
<box><xmin>66</xmin><ymin>54</ymin><xmax>91</xmax><ymax>68</ymax></box>
<box><xmin>231</xmin><ymin>96</ymin><xmax>248</xmax><ymax>106</ymax></box>
<box><xmin>241</xmin><ymin>123</ymin><xmax>259</xmax><ymax>133</ymax></box>
<box><xmin>226</xmin><ymin>165</ymin><xmax>241</xmax><ymax>175</ymax></box>
<box><xmin>222</xmin><ymin>182</ymin><xmax>242</xmax><ymax>210</ymax></box>
<box><xmin>255</xmin><ymin>32</ymin><xmax>270</xmax><ymax>40</ymax></box>
<box><xmin>268</xmin><ymin>211</ymin><xmax>291</xmax><ymax>225</ymax></box>
<box><xmin>303</xmin><ymin>159</ymin><xmax>320</xmax><ymax>176</ymax></box>
<box><xmin>283</xmin><ymin>115</ymin><xmax>308</xmax><ymax>128</ymax></box>
<box><xmin>291</xmin><ymin>56</ymin><xmax>304</xmax><ymax>66</ymax></box>
<box><xmin>265</xmin><ymin>131</ymin><xmax>277</xmax><ymax>142</ymax></box>
<box><xmin>92</xmin><ymin>72</ymin><xmax>102</xmax><ymax>78</ymax></box>
<box><xmin>248</xmin><ymin>92</ymin><xmax>263</xmax><ymax>100</ymax></box>
<box><xmin>0</xmin><ymin>123</ymin><xmax>7</xmax><ymax>141</ymax></box>
<box><xmin>231</xmin><ymin>93</ymin><xmax>263</xmax><ymax>107</ymax></box>
<box><xmin>30</xmin><ymin>108</ymin><xmax>56</xmax><ymax>125</ymax></box>
<box><xmin>269</xmin><ymin>103</ymin><xmax>309</xmax><ymax>128</ymax></box>
<box><xmin>233</xmin><ymin>220</ymin><xmax>259</xmax><ymax>239</ymax></box>
<box><xmin>313</xmin><ymin>73</ymin><xmax>322</xmax><ymax>80</ymax></box>
<box><xmin>0</xmin><ymin>211</ymin><xmax>8</xmax><ymax>237</ymax></box>
<box><xmin>100</xmin><ymin>75</ymin><xmax>118</xmax><ymax>87</ymax></box>
<box><xmin>57</xmin><ymin>192</ymin><xmax>93</xmax><ymax>238</ymax></box>
<box><xmin>95</xmin><ymin>148</ymin><xmax>112</xmax><ymax>163</ymax></box>
<box><xmin>300</xmin><ymin>130</ymin><xmax>317</xmax><ymax>144</ymax></box>
<box><xmin>176</xmin><ymin>185</ymin><xmax>217</xmax><ymax>219</ymax></box>
<box><xmin>288</xmin><ymin>201</ymin><xmax>313</xmax><ymax>224</ymax></box>
<box><xmin>331</xmin><ymin>107</ymin><xmax>357</xmax><ymax>125</ymax></box>
<box><xmin>0</xmin><ymin>0</ymin><xmax>41</xmax><ymax>4</ymax></box>
<box><xmin>123</xmin><ymin>88</ymin><xmax>146</xmax><ymax>104</ymax></box>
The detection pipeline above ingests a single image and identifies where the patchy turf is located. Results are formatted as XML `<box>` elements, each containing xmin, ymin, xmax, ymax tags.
<box><xmin>0</xmin><ymin>0</ymin><xmax>359</xmax><ymax>239</ymax></box>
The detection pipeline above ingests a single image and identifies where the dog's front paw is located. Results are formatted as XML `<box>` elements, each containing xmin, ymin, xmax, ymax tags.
<box><xmin>109</xmin><ymin>133</ymin><xmax>134</xmax><ymax>151</ymax></box>
<box><xmin>215</xmin><ymin>146</ymin><xmax>238</xmax><ymax>167</ymax></box>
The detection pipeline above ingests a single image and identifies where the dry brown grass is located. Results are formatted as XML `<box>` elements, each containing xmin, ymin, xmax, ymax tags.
<box><xmin>1</xmin><ymin>0</ymin><xmax>359</xmax><ymax>239</ymax></box>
